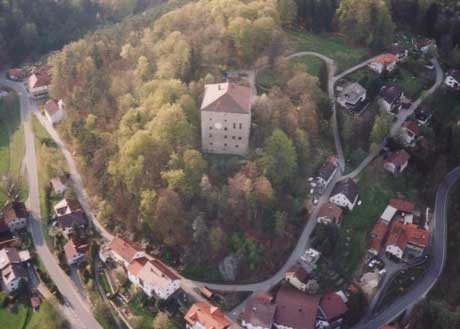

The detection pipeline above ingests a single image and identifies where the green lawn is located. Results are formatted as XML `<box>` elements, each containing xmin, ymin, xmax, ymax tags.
<box><xmin>288</xmin><ymin>31</ymin><xmax>369</xmax><ymax>72</ymax></box>
<box><xmin>0</xmin><ymin>92</ymin><xmax>25</xmax><ymax>204</ymax></box>
<box><xmin>290</xmin><ymin>56</ymin><xmax>325</xmax><ymax>77</ymax></box>
<box><xmin>0</xmin><ymin>303</ymin><xmax>29</xmax><ymax>329</ymax></box>
<box><xmin>398</xmin><ymin>68</ymin><xmax>426</xmax><ymax>99</ymax></box>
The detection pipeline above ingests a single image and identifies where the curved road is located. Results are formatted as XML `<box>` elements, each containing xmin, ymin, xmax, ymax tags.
<box><xmin>0</xmin><ymin>76</ymin><xmax>102</xmax><ymax>329</ymax></box>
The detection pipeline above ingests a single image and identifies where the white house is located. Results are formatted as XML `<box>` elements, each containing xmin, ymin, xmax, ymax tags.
<box><xmin>127</xmin><ymin>258</ymin><xmax>180</xmax><ymax>299</ymax></box>
<box><xmin>99</xmin><ymin>236</ymin><xmax>145</xmax><ymax>268</ymax></box>
<box><xmin>3</xmin><ymin>202</ymin><xmax>28</xmax><ymax>232</ymax></box>
<box><xmin>329</xmin><ymin>178</ymin><xmax>359</xmax><ymax>211</ymax></box>
<box><xmin>0</xmin><ymin>248</ymin><xmax>27</xmax><ymax>293</ymax></box>
<box><xmin>369</xmin><ymin>54</ymin><xmax>398</xmax><ymax>74</ymax></box>
<box><xmin>445</xmin><ymin>69</ymin><xmax>460</xmax><ymax>91</ymax></box>
<box><xmin>44</xmin><ymin>99</ymin><xmax>65</xmax><ymax>125</ymax></box>
<box><xmin>28</xmin><ymin>68</ymin><xmax>51</xmax><ymax>99</ymax></box>
<box><xmin>201</xmin><ymin>82</ymin><xmax>252</xmax><ymax>155</ymax></box>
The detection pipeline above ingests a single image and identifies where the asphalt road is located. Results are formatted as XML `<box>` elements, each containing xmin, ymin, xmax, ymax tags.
<box><xmin>0</xmin><ymin>76</ymin><xmax>102</xmax><ymax>329</ymax></box>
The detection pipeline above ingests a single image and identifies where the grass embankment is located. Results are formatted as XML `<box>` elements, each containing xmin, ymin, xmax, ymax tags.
<box><xmin>31</xmin><ymin>115</ymin><xmax>67</xmax><ymax>243</ymax></box>
<box><xmin>288</xmin><ymin>30</ymin><xmax>369</xmax><ymax>72</ymax></box>
<box><xmin>0</xmin><ymin>92</ymin><xmax>26</xmax><ymax>205</ymax></box>
<box><xmin>0</xmin><ymin>302</ymin><xmax>29</xmax><ymax>329</ymax></box>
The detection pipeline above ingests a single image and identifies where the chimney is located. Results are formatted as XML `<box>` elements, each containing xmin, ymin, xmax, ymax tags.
<box><xmin>210</xmin><ymin>306</ymin><xmax>218</xmax><ymax>314</ymax></box>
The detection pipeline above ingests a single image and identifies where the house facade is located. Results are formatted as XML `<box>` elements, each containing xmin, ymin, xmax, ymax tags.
<box><xmin>127</xmin><ymin>257</ymin><xmax>180</xmax><ymax>299</ymax></box>
<box><xmin>445</xmin><ymin>69</ymin><xmax>460</xmax><ymax>91</ymax></box>
<box><xmin>201</xmin><ymin>82</ymin><xmax>252</xmax><ymax>155</ymax></box>
<box><xmin>3</xmin><ymin>202</ymin><xmax>28</xmax><ymax>231</ymax></box>
<box><xmin>0</xmin><ymin>248</ymin><xmax>27</xmax><ymax>293</ymax></box>
<box><xmin>44</xmin><ymin>99</ymin><xmax>65</xmax><ymax>125</ymax></box>
<box><xmin>99</xmin><ymin>236</ymin><xmax>145</xmax><ymax>268</ymax></box>
<box><xmin>28</xmin><ymin>68</ymin><xmax>51</xmax><ymax>99</ymax></box>
<box><xmin>329</xmin><ymin>179</ymin><xmax>359</xmax><ymax>211</ymax></box>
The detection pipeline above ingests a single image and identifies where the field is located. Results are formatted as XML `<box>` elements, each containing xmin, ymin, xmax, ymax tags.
<box><xmin>0</xmin><ymin>303</ymin><xmax>29</xmax><ymax>329</ymax></box>
<box><xmin>0</xmin><ymin>92</ymin><xmax>25</xmax><ymax>205</ymax></box>
<box><xmin>288</xmin><ymin>30</ymin><xmax>369</xmax><ymax>72</ymax></box>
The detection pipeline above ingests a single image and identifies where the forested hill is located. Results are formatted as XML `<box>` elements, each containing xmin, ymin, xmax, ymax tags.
<box><xmin>0</xmin><ymin>0</ymin><xmax>165</xmax><ymax>64</ymax></box>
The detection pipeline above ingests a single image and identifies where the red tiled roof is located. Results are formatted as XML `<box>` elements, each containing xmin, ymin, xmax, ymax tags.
<box><xmin>368</xmin><ymin>221</ymin><xmax>389</xmax><ymax>254</ymax></box>
<box><xmin>374</xmin><ymin>53</ymin><xmax>397</xmax><ymax>65</ymax></box>
<box><xmin>406</xmin><ymin>224</ymin><xmax>429</xmax><ymax>248</ymax></box>
<box><xmin>385</xmin><ymin>150</ymin><xmax>410</xmax><ymax>167</ymax></box>
<box><xmin>389</xmin><ymin>199</ymin><xmax>415</xmax><ymax>213</ymax></box>
<box><xmin>402</xmin><ymin>121</ymin><xmax>422</xmax><ymax>136</ymax></box>
<box><xmin>64</xmin><ymin>239</ymin><xmax>88</xmax><ymax>263</ymax></box>
<box><xmin>184</xmin><ymin>302</ymin><xmax>232</xmax><ymax>329</ymax></box>
<box><xmin>318</xmin><ymin>202</ymin><xmax>343</xmax><ymax>224</ymax></box>
<box><xmin>108</xmin><ymin>236</ymin><xmax>141</xmax><ymax>264</ymax></box>
<box><xmin>386</xmin><ymin>221</ymin><xmax>408</xmax><ymax>251</ymax></box>
<box><xmin>28</xmin><ymin>68</ymin><xmax>51</xmax><ymax>89</ymax></box>
<box><xmin>127</xmin><ymin>257</ymin><xmax>148</xmax><ymax>276</ymax></box>
<box><xmin>274</xmin><ymin>287</ymin><xmax>319</xmax><ymax>329</ymax></box>
<box><xmin>319</xmin><ymin>292</ymin><xmax>348</xmax><ymax>322</ymax></box>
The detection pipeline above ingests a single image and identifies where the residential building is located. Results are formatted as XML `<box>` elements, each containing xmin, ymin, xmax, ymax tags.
<box><xmin>337</xmin><ymin>82</ymin><xmax>367</xmax><ymax>110</ymax></box>
<box><xmin>369</xmin><ymin>54</ymin><xmax>398</xmax><ymax>74</ymax></box>
<box><xmin>387</xmin><ymin>44</ymin><xmax>409</xmax><ymax>62</ymax></box>
<box><xmin>400</xmin><ymin>121</ymin><xmax>422</xmax><ymax>146</ymax></box>
<box><xmin>445</xmin><ymin>69</ymin><xmax>460</xmax><ymax>91</ymax></box>
<box><xmin>385</xmin><ymin>222</ymin><xmax>429</xmax><ymax>260</ymax></box>
<box><xmin>414</xmin><ymin>105</ymin><xmax>432</xmax><ymax>126</ymax></box>
<box><xmin>368</xmin><ymin>220</ymin><xmax>389</xmax><ymax>255</ymax></box>
<box><xmin>273</xmin><ymin>287</ymin><xmax>319</xmax><ymax>329</ymax></box>
<box><xmin>64</xmin><ymin>239</ymin><xmax>88</xmax><ymax>265</ymax></box>
<box><xmin>3</xmin><ymin>202</ymin><xmax>27</xmax><ymax>231</ymax></box>
<box><xmin>200</xmin><ymin>82</ymin><xmax>252</xmax><ymax>155</ymax></box>
<box><xmin>50</xmin><ymin>176</ymin><xmax>67</xmax><ymax>195</ymax></box>
<box><xmin>184</xmin><ymin>302</ymin><xmax>233</xmax><ymax>329</ymax></box>
<box><xmin>54</xmin><ymin>198</ymin><xmax>82</xmax><ymax>216</ymax></box>
<box><xmin>241</xmin><ymin>294</ymin><xmax>276</xmax><ymax>329</ymax></box>
<box><xmin>317</xmin><ymin>202</ymin><xmax>343</xmax><ymax>226</ymax></box>
<box><xmin>7</xmin><ymin>68</ymin><xmax>24</xmax><ymax>81</ymax></box>
<box><xmin>127</xmin><ymin>257</ymin><xmax>180</xmax><ymax>299</ymax></box>
<box><xmin>27</xmin><ymin>68</ymin><xmax>51</xmax><ymax>98</ymax></box>
<box><xmin>417</xmin><ymin>39</ymin><xmax>436</xmax><ymax>54</ymax></box>
<box><xmin>329</xmin><ymin>178</ymin><xmax>359</xmax><ymax>211</ymax></box>
<box><xmin>311</xmin><ymin>156</ymin><xmax>338</xmax><ymax>189</ymax></box>
<box><xmin>285</xmin><ymin>264</ymin><xmax>311</xmax><ymax>292</ymax></box>
<box><xmin>0</xmin><ymin>248</ymin><xmax>28</xmax><ymax>293</ymax></box>
<box><xmin>301</xmin><ymin>248</ymin><xmax>321</xmax><ymax>266</ymax></box>
<box><xmin>99</xmin><ymin>236</ymin><xmax>145</xmax><ymax>268</ymax></box>
<box><xmin>318</xmin><ymin>291</ymin><xmax>349</xmax><ymax>328</ymax></box>
<box><xmin>379</xmin><ymin>85</ymin><xmax>403</xmax><ymax>114</ymax></box>
<box><xmin>44</xmin><ymin>99</ymin><xmax>65</xmax><ymax>125</ymax></box>
<box><xmin>384</xmin><ymin>150</ymin><xmax>410</xmax><ymax>176</ymax></box>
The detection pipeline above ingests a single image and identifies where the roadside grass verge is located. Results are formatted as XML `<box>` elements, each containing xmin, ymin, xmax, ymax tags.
<box><xmin>288</xmin><ymin>30</ymin><xmax>369</xmax><ymax>72</ymax></box>
<box><xmin>0</xmin><ymin>301</ymin><xmax>29</xmax><ymax>329</ymax></box>
<box><xmin>31</xmin><ymin>115</ymin><xmax>67</xmax><ymax>243</ymax></box>
<box><xmin>0</xmin><ymin>92</ymin><xmax>25</xmax><ymax>204</ymax></box>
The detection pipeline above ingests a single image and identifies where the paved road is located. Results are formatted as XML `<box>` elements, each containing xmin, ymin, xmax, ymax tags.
<box><xmin>353</xmin><ymin>166</ymin><xmax>460</xmax><ymax>328</ymax></box>
<box><xmin>0</xmin><ymin>76</ymin><xmax>102</xmax><ymax>329</ymax></box>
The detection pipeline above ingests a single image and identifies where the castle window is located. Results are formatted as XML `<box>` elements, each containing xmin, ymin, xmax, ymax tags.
<box><xmin>238</xmin><ymin>137</ymin><xmax>242</xmax><ymax>140</ymax></box>
<box><xmin>239</xmin><ymin>123</ymin><xmax>242</xmax><ymax>129</ymax></box>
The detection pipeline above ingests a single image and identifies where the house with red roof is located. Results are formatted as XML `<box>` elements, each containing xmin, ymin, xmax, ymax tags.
<box><xmin>28</xmin><ymin>67</ymin><xmax>51</xmax><ymax>98</ymax></box>
<box><xmin>316</xmin><ymin>202</ymin><xmax>344</xmax><ymax>226</ymax></box>
<box><xmin>285</xmin><ymin>264</ymin><xmax>312</xmax><ymax>292</ymax></box>
<box><xmin>273</xmin><ymin>287</ymin><xmax>319</xmax><ymax>329</ymax></box>
<box><xmin>99</xmin><ymin>236</ymin><xmax>145</xmax><ymax>268</ymax></box>
<box><xmin>64</xmin><ymin>239</ymin><xmax>88</xmax><ymax>265</ymax></box>
<box><xmin>400</xmin><ymin>121</ymin><xmax>422</xmax><ymax>146</ymax></box>
<box><xmin>368</xmin><ymin>220</ymin><xmax>389</xmax><ymax>256</ymax></box>
<box><xmin>318</xmin><ymin>291</ymin><xmax>349</xmax><ymax>327</ymax></box>
<box><xmin>384</xmin><ymin>150</ymin><xmax>410</xmax><ymax>176</ymax></box>
<box><xmin>241</xmin><ymin>294</ymin><xmax>276</xmax><ymax>329</ymax></box>
<box><xmin>127</xmin><ymin>257</ymin><xmax>180</xmax><ymax>299</ymax></box>
<box><xmin>369</xmin><ymin>54</ymin><xmax>398</xmax><ymax>74</ymax></box>
<box><xmin>3</xmin><ymin>202</ymin><xmax>28</xmax><ymax>232</ymax></box>
<box><xmin>201</xmin><ymin>82</ymin><xmax>252</xmax><ymax>155</ymax></box>
<box><xmin>385</xmin><ymin>222</ymin><xmax>429</xmax><ymax>260</ymax></box>
<box><xmin>184</xmin><ymin>302</ymin><xmax>233</xmax><ymax>329</ymax></box>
